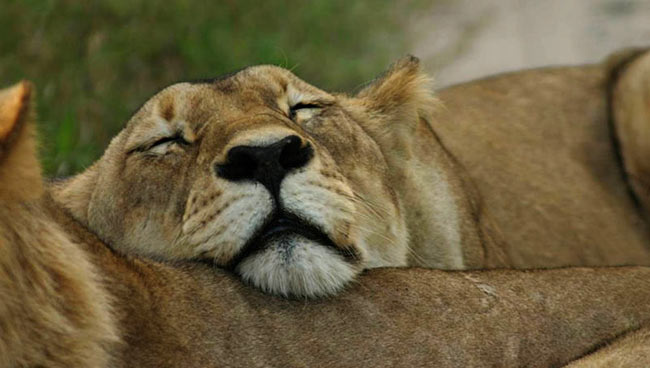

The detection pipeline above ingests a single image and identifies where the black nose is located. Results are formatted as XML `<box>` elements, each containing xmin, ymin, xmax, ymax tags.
<box><xmin>216</xmin><ymin>135</ymin><xmax>313</xmax><ymax>196</ymax></box>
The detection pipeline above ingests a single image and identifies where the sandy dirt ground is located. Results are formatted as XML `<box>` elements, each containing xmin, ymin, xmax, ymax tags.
<box><xmin>412</xmin><ymin>0</ymin><xmax>650</xmax><ymax>87</ymax></box>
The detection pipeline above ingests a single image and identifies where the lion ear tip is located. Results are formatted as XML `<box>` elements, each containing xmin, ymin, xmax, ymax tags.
<box><xmin>399</xmin><ymin>55</ymin><xmax>422</xmax><ymax>72</ymax></box>
<box><xmin>406</xmin><ymin>55</ymin><xmax>420</xmax><ymax>63</ymax></box>
<box><xmin>19</xmin><ymin>80</ymin><xmax>34</xmax><ymax>96</ymax></box>
<box><xmin>5</xmin><ymin>80</ymin><xmax>34</xmax><ymax>102</ymax></box>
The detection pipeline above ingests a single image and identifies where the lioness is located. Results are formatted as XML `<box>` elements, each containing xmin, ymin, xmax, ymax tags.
<box><xmin>3</xmin><ymin>52</ymin><xmax>650</xmax><ymax>366</ymax></box>
<box><xmin>51</xmin><ymin>51</ymin><xmax>650</xmax><ymax>297</ymax></box>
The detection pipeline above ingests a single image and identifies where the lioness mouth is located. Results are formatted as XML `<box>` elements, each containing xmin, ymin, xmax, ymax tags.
<box><xmin>227</xmin><ymin>212</ymin><xmax>359</xmax><ymax>268</ymax></box>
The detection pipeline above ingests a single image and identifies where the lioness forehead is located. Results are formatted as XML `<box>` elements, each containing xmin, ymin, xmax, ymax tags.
<box><xmin>121</xmin><ymin>65</ymin><xmax>337</xmax><ymax>158</ymax></box>
<box><xmin>128</xmin><ymin>65</ymin><xmax>325</xmax><ymax>127</ymax></box>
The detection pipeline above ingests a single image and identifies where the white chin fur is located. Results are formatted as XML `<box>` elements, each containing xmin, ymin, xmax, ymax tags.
<box><xmin>235</xmin><ymin>234</ymin><xmax>359</xmax><ymax>298</ymax></box>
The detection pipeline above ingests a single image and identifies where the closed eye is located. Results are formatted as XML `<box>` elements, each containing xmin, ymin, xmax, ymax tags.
<box><xmin>128</xmin><ymin>134</ymin><xmax>189</xmax><ymax>154</ymax></box>
<box><xmin>150</xmin><ymin>134</ymin><xmax>188</xmax><ymax>148</ymax></box>
<box><xmin>289</xmin><ymin>102</ymin><xmax>323</xmax><ymax>120</ymax></box>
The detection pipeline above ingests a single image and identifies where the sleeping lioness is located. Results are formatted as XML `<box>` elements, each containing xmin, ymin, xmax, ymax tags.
<box><xmin>4</xmin><ymin>51</ymin><xmax>650</xmax><ymax>366</ymax></box>
<box><xmin>51</xmin><ymin>51</ymin><xmax>650</xmax><ymax>298</ymax></box>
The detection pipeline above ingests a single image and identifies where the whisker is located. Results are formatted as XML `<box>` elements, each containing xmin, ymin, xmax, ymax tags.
<box><xmin>301</xmin><ymin>177</ymin><xmax>389</xmax><ymax>218</ymax></box>
<box><xmin>351</xmin><ymin>223</ymin><xmax>398</xmax><ymax>248</ymax></box>
<box><xmin>405</xmin><ymin>244</ymin><xmax>429</xmax><ymax>266</ymax></box>
<box><xmin>182</xmin><ymin>194</ymin><xmax>250</xmax><ymax>237</ymax></box>
<box><xmin>333</xmin><ymin>192</ymin><xmax>382</xmax><ymax>219</ymax></box>
<box><xmin>349</xmin><ymin>190</ymin><xmax>392</xmax><ymax>217</ymax></box>
<box><xmin>348</xmin><ymin>220</ymin><xmax>427</xmax><ymax>266</ymax></box>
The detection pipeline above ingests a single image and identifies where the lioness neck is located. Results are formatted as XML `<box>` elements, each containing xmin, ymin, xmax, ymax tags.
<box><xmin>381</xmin><ymin>117</ymin><xmax>506</xmax><ymax>269</ymax></box>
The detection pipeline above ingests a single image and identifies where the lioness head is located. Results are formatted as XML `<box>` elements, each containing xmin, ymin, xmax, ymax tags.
<box><xmin>53</xmin><ymin>57</ymin><xmax>439</xmax><ymax>297</ymax></box>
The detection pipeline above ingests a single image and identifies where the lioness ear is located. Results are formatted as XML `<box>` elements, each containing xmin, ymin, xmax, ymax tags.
<box><xmin>0</xmin><ymin>81</ymin><xmax>43</xmax><ymax>201</ymax></box>
<box><xmin>356</xmin><ymin>56</ymin><xmax>437</xmax><ymax>135</ymax></box>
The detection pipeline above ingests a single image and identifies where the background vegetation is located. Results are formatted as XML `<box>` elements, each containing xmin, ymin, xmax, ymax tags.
<box><xmin>1</xmin><ymin>0</ymin><xmax>432</xmax><ymax>176</ymax></box>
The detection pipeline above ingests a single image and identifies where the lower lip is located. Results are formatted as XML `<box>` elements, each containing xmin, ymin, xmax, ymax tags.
<box><xmin>227</xmin><ymin>216</ymin><xmax>360</xmax><ymax>269</ymax></box>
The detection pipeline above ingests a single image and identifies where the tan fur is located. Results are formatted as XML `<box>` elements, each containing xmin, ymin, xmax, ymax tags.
<box><xmin>612</xmin><ymin>50</ymin><xmax>650</xmax><ymax>218</ymax></box>
<box><xmin>433</xmin><ymin>53</ymin><xmax>650</xmax><ymax>268</ymax></box>
<box><xmin>52</xmin><ymin>52</ymin><xmax>650</xmax><ymax>298</ymax></box>
<box><xmin>0</xmin><ymin>82</ymin><xmax>42</xmax><ymax>201</ymax></box>
<box><xmin>566</xmin><ymin>327</ymin><xmax>650</xmax><ymax>368</ymax></box>
<box><xmin>4</xmin><ymin>51</ymin><xmax>650</xmax><ymax>366</ymax></box>
<box><xmin>52</xmin><ymin>64</ymin><xmax>418</xmax><ymax>297</ymax></box>
<box><xmin>8</xmin><ymin>199</ymin><xmax>650</xmax><ymax>367</ymax></box>
<box><xmin>0</xmin><ymin>83</ymin><xmax>118</xmax><ymax>367</ymax></box>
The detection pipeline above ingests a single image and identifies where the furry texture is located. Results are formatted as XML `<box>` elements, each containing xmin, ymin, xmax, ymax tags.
<box><xmin>566</xmin><ymin>328</ymin><xmax>650</xmax><ymax>367</ymax></box>
<box><xmin>0</xmin><ymin>82</ymin><xmax>118</xmax><ymax>367</ymax></box>
<box><xmin>3</xmin><ymin>52</ymin><xmax>650</xmax><ymax>366</ymax></box>
<box><xmin>0</xmin><ymin>82</ymin><xmax>41</xmax><ymax>201</ymax></box>
<box><xmin>611</xmin><ymin>50</ymin><xmax>650</xmax><ymax>217</ymax></box>
<box><xmin>432</xmin><ymin>51</ymin><xmax>650</xmax><ymax>268</ymax></box>
<box><xmin>51</xmin><ymin>61</ymin><xmax>426</xmax><ymax>298</ymax></box>
<box><xmin>52</xmin><ymin>52</ymin><xmax>650</xmax><ymax>300</ymax></box>
<box><xmin>236</xmin><ymin>234</ymin><xmax>358</xmax><ymax>297</ymax></box>
<box><xmin>48</xmin><ymin>56</ymin><xmax>486</xmax><ymax>298</ymax></box>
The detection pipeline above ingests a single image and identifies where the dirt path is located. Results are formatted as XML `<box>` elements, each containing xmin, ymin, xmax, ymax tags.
<box><xmin>412</xmin><ymin>0</ymin><xmax>650</xmax><ymax>87</ymax></box>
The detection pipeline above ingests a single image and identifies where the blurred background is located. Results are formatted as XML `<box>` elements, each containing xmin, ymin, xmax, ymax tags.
<box><xmin>1</xmin><ymin>0</ymin><xmax>649</xmax><ymax>176</ymax></box>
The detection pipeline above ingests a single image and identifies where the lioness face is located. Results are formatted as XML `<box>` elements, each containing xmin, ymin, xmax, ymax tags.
<box><xmin>68</xmin><ymin>63</ymin><xmax>424</xmax><ymax>297</ymax></box>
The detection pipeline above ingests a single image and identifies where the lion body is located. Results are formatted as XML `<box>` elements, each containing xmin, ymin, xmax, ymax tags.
<box><xmin>433</xmin><ymin>64</ymin><xmax>650</xmax><ymax>267</ymax></box>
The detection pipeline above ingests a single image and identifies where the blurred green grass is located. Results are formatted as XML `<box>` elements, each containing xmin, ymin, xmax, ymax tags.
<box><xmin>0</xmin><ymin>0</ymin><xmax>432</xmax><ymax>176</ymax></box>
